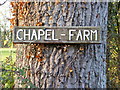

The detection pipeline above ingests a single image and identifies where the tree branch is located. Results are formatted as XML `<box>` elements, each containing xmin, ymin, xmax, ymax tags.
<box><xmin>0</xmin><ymin>0</ymin><xmax>7</xmax><ymax>6</ymax></box>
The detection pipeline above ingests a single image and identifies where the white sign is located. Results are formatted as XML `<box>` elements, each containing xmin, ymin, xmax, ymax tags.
<box><xmin>13</xmin><ymin>26</ymin><xmax>101</xmax><ymax>44</ymax></box>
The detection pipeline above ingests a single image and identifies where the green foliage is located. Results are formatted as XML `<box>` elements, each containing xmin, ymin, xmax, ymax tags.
<box><xmin>0</xmin><ymin>29</ymin><xmax>13</xmax><ymax>48</ymax></box>
<box><xmin>0</xmin><ymin>48</ymin><xmax>36</xmax><ymax>88</ymax></box>
<box><xmin>1</xmin><ymin>55</ymin><xmax>16</xmax><ymax>88</ymax></box>
<box><xmin>0</xmin><ymin>48</ymin><xmax>16</xmax><ymax>61</ymax></box>
<box><xmin>16</xmin><ymin>67</ymin><xmax>37</xmax><ymax>88</ymax></box>
<box><xmin>107</xmin><ymin>2</ymin><xmax>120</xmax><ymax>88</ymax></box>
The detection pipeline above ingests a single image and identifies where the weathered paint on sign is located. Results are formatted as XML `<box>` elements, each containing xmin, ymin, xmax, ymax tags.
<box><xmin>13</xmin><ymin>26</ymin><xmax>101</xmax><ymax>44</ymax></box>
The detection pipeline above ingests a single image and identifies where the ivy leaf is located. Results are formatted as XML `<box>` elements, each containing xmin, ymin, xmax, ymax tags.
<box><xmin>4</xmin><ymin>40</ymin><xmax>8</xmax><ymax>46</ymax></box>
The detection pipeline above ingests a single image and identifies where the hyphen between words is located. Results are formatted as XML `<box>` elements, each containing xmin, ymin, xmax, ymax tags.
<box><xmin>16</xmin><ymin>29</ymin><xmax>98</xmax><ymax>41</ymax></box>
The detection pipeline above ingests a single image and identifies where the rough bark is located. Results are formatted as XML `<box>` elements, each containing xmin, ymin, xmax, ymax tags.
<box><xmin>15</xmin><ymin>2</ymin><xmax>108</xmax><ymax>88</ymax></box>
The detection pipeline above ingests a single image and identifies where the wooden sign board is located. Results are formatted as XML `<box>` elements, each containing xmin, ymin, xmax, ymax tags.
<box><xmin>13</xmin><ymin>26</ymin><xmax>101</xmax><ymax>44</ymax></box>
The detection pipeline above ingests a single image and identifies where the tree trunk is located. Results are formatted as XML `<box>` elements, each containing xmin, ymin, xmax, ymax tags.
<box><xmin>14</xmin><ymin>2</ymin><xmax>108</xmax><ymax>88</ymax></box>
<box><xmin>117</xmin><ymin>3</ymin><xmax>120</xmax><ymax>87</ymax></box>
